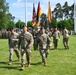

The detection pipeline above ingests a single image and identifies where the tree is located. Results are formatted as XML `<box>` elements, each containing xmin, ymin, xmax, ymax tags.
<box><xmin>57</xmin><ymin>20</ymin><xmax>71</xmax><ymax>30</ymax></box>
<box><xmin>69</xmin><ymin>4</ymin><xmax>74</xmax><ymax>20</ymax></box>
<box><xmin>0</xmin><ymin>0</ymin><xmax>9</xmax><ymax>29</ymax></box>
<box><xmin>40</xmin><ymin>13</ymin><xmax>47</xmax><ymax>28</ymax></box>
<box><xmin>15</xmin><ymin>20</ymin><xmax>25</xmax><ymax>29</ymax></box>
<box><xmin>67</xmin><ymin>19</ymin><xmax>74</xmax><ymax>30</ymax></box>
<box><xmin>7</xmin><ymin>20</ymin><xmax>14</xmax><ymax>29</ymax></box>
<box><xmin>53</xmin><ymin>3</ymin><xmax>63</xmax><ymax>21</ymax></box>
<box><xmin>63</xmin><ymin>2</ymin><xmax>70</xmax><ymax>19</ymax></box>
<box><xmin>27</xmin><ymin>21</ymin><xmax>32</xmax><ymax>27</ymax></box>
<box><xmin>51</xmin><ymin>18</ymin><xmax>57</xmax><ymax>28</ymax></box>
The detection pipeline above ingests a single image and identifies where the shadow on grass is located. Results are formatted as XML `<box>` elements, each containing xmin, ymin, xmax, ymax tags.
<box><xmin>0</xmin><ymin>61</ymin><xmax>20</xmax><ymax>70</ymax></box>
<box><xmin>0</xmin><ymin>66</ymin><xmax>20</xmax><ymax>70</ymax></box>
<box><xmin>31</xmin><ymin>62</ymin><xmax>42</xmax><ymax>65</ymax></box>
<box><xmin>0</xmin><ymin>61</ymin><xmax>8</xmax><ymax>64</ymax></box>
<box><xmin>50</xmin><ymin>48</ymin><xmax>67</xmax><ymax>50</ymax></box>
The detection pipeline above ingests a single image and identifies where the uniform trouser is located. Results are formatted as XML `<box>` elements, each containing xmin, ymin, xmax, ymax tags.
<box><xmin>21</xmin><ymin>48</ymin><xmax>31</xmax><ymax>65</ymax></box>
<box><xmin>9</xmin><ymin>48</ymin><xmax>20</xmax><ymax>61</ymax></box>
<box><xmin>63</xmin><ymin>38</ymin><xmax>69</xmax><ymax>48</ymax></box>
<box><xmin>40</xmin><ymin>49</ymin><xmax>49</xmax><ymax>62</ymax></box>
<box><xmin>33</xmin><ymin>39</ymin><xmax>38</xmax><ymax>50</ymax></box>
<box><xmin>53</xmin><ymin>39</ymin><xmax>58</xmax><ymax>49</ymax></box>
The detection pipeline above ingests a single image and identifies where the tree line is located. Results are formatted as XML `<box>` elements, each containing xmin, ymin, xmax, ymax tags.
<box><xmin>0</xmin><ymin>0</ymin><xmax>74</xmax><ymax>30</ymax></box>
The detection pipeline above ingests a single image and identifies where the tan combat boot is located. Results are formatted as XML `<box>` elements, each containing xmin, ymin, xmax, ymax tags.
<box><xmin>20</xmin><ymin>65</ymin><xmax>25</xmax><ymax>70</ymax></box>
<box><xmin>28</xmin><ymin>64</ymin><xmax>31</xmax><ymax>67</ymax></box>
<box><xmin>44</xmin><ymin>61</ymin><xmax>47</xmax><ymax>66</ymax></box>
<box><xmin>8</xmin><ymin>60</ymin><xmax>12</xmax><ymax>65</ymax></box>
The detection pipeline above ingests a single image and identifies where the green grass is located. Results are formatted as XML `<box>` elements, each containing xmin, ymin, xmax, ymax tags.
<box><xmin>0</xmin><ymin>35</ymin><xmax>76</xmax><ymax>75</ymax></box>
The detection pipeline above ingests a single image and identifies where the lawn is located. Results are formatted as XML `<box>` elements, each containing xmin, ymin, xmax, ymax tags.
<box><xmin>0</xmin><ymin>35</ymin><xmax>76</xmax><ymax>75</ymax></box>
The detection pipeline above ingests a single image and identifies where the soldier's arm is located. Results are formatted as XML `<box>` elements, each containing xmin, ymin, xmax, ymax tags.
<box><xmin>58</xmin><ymin>31</ymin><xmax>60</xmax><ymax>39</ymax></box>
<box><xmin>8</xmin><ymin>34</ymin><xmax>10</xmax><ymax>45</ymax></box>
<box><xmin>18</xmin><ymin>34</ymin><xmax>21</xmax><ymax>49</ymax></box>
<box><xmin>29</xmin><ymin>34</ymin><xmax>34</xmax><ymax>47</ymax></box>
<box><xmin>47</xmin><ymin>35</ymin><xmax>52</xmax><ymax>47</ymax></box>
<box><xmin>12</xmin><ymin>33</ymin><xmax>19</xmax><ymax>41</ymax></box>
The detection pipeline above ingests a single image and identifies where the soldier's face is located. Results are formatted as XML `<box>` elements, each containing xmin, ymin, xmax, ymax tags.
<box><xmin>23</xmin><ymin>27</ymin><xmax>27</xmax><ymax>32</ymax></box>
<box><xmin>11</xmin><ymin>30</ymin><xmax>14</xmax><ymax>34</ymax></box>
<box><xmin>40</xmin><ymin>29</ymin><xmax>45</xmax><ymax>34</ymax></box>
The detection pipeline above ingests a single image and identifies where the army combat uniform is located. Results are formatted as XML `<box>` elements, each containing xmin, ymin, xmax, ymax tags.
<box><xmin>63</xmin><ymin>28</ymin><xmax>69</xmax><ymax>49</ymax></box>
<box><xmin>8</xmin><ymin>32</ymin><xmax>20</xmax><ymax>64</ymax></box>
<box><xmin>53</xmin><ymin>30</ymin><xmax>60</xmax><ymax>50</ymax></box>
<box><xmin>37</xmin><ymin>32</ymin><xmax>52</xmax><ymax>66</ymax></box>
<box><xmin>19</xmin><ymin>31</ymin><xmax>33</xmax><ymax>69</ymax></box>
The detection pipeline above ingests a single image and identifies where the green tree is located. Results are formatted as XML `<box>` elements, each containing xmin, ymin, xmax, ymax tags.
<box><xmin>63</xmin><ymin>2</ymin><xmax>70</xmax><ymax>19</ymax></box>
<box><xmin>40</xmin><ymin>13</ymin><xmax>47</xmax><ymax>28</ymax></box>
<box><xmin>57</xmin><ymin>20</ymin><xmax>70</xmax><ymax>30</ymax></box>
<box><xmin>53</xmin><ymin>3</ymin><xmax>63</xmax><ymax>21</ymax></box>
<box><xmin>15</xmin><ymin>20</ymin><xmax>25</xmax><ymax>29</ymax></box>
<box><xmin>7</xmin><ymin>20</ymin><xmax>14</xmax><ymax>29</ymax></box>
<box><xmin>0</xmin><ymin>0</ymin><xmax>9</xmax><ymax>29</ymax></box>
<box><xmin>27</xmin><ymin>21</ymin><xmax>32</xmax><ymax>27</ymax></box>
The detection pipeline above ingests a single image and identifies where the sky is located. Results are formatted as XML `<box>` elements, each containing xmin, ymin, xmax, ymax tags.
<box><xmin>6</xmin><ymin>0</ymin><xmax>74</xmax><ymax>23</ymax></box>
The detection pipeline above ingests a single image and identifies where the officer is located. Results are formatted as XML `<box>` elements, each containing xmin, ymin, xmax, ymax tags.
<box><xmin>8</xmin><ymin>28</ymin><xmax>20</xmax><ymax>65</ymax></box>
<box><xmin>18</xmin><ymin>26</ymin><xmax>34</xmax><ymax>70</ymax></box>
<box><xmin>63</xmin><ymin>27</ymin><xmax>69</xmax><ymax>49</ymax></box>
<box><xmin>53</xmin><ymin>27</ymin><xmax>60</xmax><ymax>50</ymax></box>
<box><xmin>37</xmin><ymin>27</ymin><xmax>52</xmax><ymax>66</ymax></box>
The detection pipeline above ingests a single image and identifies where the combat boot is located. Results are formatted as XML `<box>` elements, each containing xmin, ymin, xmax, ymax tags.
<box><xmin>20</xmin><ymin>65</ymin><xmax>25</xmax><ymax>70</ymax></box>
<box><xmin>44</xmin><ymin>61</ymin><xmax>47</xmax><ymax>66</ymax></box>
<box><xmin>28</xmin><ymin>64</ymin><xmax>31</xmax><ymax>67</ymax></box>
<box><xmin>8</xmin><ymin>60</ymin><xmax>12</xmax><ymax>65</ymax></box>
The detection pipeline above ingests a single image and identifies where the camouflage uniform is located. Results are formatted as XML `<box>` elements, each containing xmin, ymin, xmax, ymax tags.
<box><xmin>32</xmin><ymin>29</ymin><xmax>39</xmax><ymax>50</ymax></box>
<box><xmin>63</xmin><ymin>28</ymin><xmax>69</xmax><ymax>49</ymax></box>
<box><xmin>53</xmin><ymin>30</ymin><xmax>60</xmax><ymax>50</ymax></box>
<box><xmin>8</xmin><ymin>32</ymin><xmax>20</xmax><ymax>64</ymax></box>
<box><xmin>19</xmin><ymin>31</ymin><xmax>33</xmax><ymax>67</ymax></box>
<box><xmin>37</xmin><ymin>32</ymin><xmax>52</xmax><ymax>65</ymax></box>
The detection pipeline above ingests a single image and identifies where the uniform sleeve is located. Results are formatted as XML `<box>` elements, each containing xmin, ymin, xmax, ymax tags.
<box><xmin>29</xmin><ymin>34</ymin><xmax>34</xmax><ymax>47</ymax></box>
<box><xmin>18</xmin><ymin>33</ymin><xmax>21</xmax><ymax>48</ymax></box>
<box><xmin>47</xmin><ymin>35</ymin><xmax>52</xmax><ymax>47</ymax></box>
<box><xmin>8</xmin><ymin>34</ymin><xmax>10</xmax><ymax>47</ymax></box>
<box><xmin>58</xmin><ymin>31</ymin><xmax>60</xmax><ymax>39</ymax></box>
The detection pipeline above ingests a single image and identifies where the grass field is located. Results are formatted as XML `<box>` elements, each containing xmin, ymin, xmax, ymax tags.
<box><xmin>0</xmin><ymin>35</ymin><xmax>76</xmax><ymax>75</ymax></box>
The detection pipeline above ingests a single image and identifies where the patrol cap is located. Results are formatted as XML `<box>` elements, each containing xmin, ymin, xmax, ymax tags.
<box><xmin>10</xmin><ymin>28</ymin><xmax>14</xmax><ymax>31</ymax></box>
<box><xmin>40</xmin><ymin>27</ymin><xmax>45</xmax><ymax>30</ymax></box>
<box><xmin>22</xmin><ymin>25</ymin><xmax>27</xmax><ymax>28</ymax></box>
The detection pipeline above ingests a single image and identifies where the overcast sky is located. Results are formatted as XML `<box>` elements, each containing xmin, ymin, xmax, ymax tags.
<box><xmin>6</xmin><ymin>0</ymin><xmax>74</xmax><ymax>22</ymax></box>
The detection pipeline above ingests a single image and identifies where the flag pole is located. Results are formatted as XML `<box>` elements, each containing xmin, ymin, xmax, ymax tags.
<box><xmin>25</xmin><ymin>0</ymin><xmax>27</xmax><ymax>26</ymax></box>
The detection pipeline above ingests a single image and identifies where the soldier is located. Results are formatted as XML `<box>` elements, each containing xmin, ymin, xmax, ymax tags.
<box><xmin>63</xmin><ymin>27</ymin><xmax>69</xmax><ymax>49</ymax></box>
<box><xmin>8</xmin><ymin>28</ymin><xmax>20</xmax><ymax>65</ymax></box>
<box><xmin>37</xmin><ymin>27</ymin><xmax>52</xmax><ymax>66</ymax></box>
<box><xmin>18</xmin><ymin>26</ymin><xmax>33</xmax><ymax>70</ymax></box>
<box><xmin>53</xmin><ymin>27</ymin><xmax>60</xmax><ymax>50</ymax></box>
<box><xmin>32</xmin><ymin>29</ymin><xmax>39</xmax><ymax>50</ymax></box>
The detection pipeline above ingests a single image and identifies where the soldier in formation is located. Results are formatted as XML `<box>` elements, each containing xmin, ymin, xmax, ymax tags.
<box><xmin>63</xmin><ymin>27</ymin><xmax>69</xmax><ymax>49</ymax></box>
<box><xmin>8</xmin><ymin>28</ymin><xmax>20</xmax><ymax>65</ymax></box>
<box><xmin>18</xmin><ymin>26</ymin><xmax>34</xmax><ymax>70</ymax></box>
<box><xmin>53</xmin><ymin>27</ymin><xmax>60</xmax><ymax>50</ymax></box>
<box><xmin>37</xmin><ymin>27</ymin><xmax>52</xmax><ymax>66</ymax></box>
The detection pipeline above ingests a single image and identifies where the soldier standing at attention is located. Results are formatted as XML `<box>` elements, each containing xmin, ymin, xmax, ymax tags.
<box><xmin>53</xmin><ymin>27</ymin><xmax>60</xmax><ymax>50</ymax></box>
<box><xmin>63</xmin><ymin>27</ymin><xmax>69</xmax><ymax>49</ymax></box>
<box><xmin>18</xmin><ymin>26</ymin><xmax>33</xmax><ymax>70</ymax></box>
<box><xmin>8</xmin><ymin>28</ymin><xmax>20</xmax><ymax>65</ymax></box>
<box><xmin>37</xmin><ymin>27</ymin><xmax>52</xmax><ymax>66</ymax></box>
